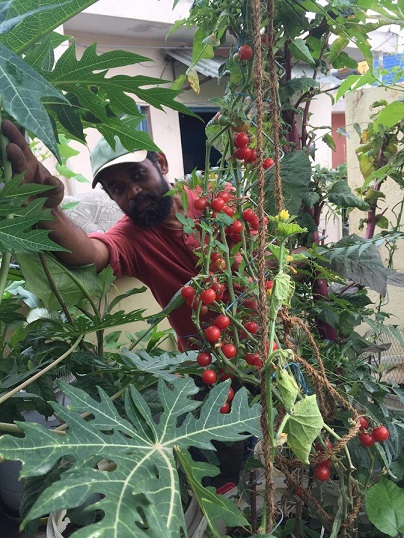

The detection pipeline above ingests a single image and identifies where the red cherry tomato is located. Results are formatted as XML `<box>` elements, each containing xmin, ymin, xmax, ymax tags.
<box><xmin>245</xmin><ymin>352</ymin><xmax>259</xmax><ymax>366</ymax></box>
<box><xmin>204</xmin><ymin>325</ymin><xmax>221</xmax><ymax>343</ymax></box>
<box><xmin>266</xmin><ymin>280</ymin><xmax>274</xmax><ymax>291</ymax></box>
<box><xmin>249</xmin><ymin>217</ymin><xmax>259</xmax><ymax>230</ymax></box>
<box><xmin>202</xmin><ymin>369</ymin><xmax>217</xmax><ymax>385</ymax></box>
<box><xmin>359</xmin><ymin>432</ymin><xmax>375</xmax><ymax>447</ymax></box>
<box><xmin>199</xmin><ymin>304</ymin><xmax>209</xmax><ymax>316</ymax></box>
<box><xmin>214</xmin><ymin>314</ymin><xmax>231</xmax><ymax>330</ymax></box>
<box><xmin>263</xmin><ymin>157</ymin><xmax>274</xmax><ymax>169</ymax></box>
<box><xmin>254</xmin><ymin>358</ymin><xmax>263</xmax><ymax>368</ymax></box>
<box><xmin>194</xmin><ymin>197</ymin><xmax>208</xmax><ymax>210</ymax></box>
<box><xmin>227</xmin><ymin>220</ymin><xmax>243</xmax><ymax>234</ymax></box>
<box><xmin>234</xmin><ymin>146</ymin><xmax>252</xmax><ymax>161</ymax></box>
<box><xmin>316</xmin><ymin>440</ymin><xmax>333</xmax><ymax>453</ymax></box>
<box><xmin>221</xmin><ymin>343</ymin><xmax>237</xmax><ymax>359</ymax></box>
<box><xmin>314</xmin><ymin>466</ymin><xmax>330</xmax><ymax>481</ymax></box>
<box><xmin>223</xmin><ymin>205</ymin><xmax>235</xmax><ymax>217</ymax></box>
<box><xmin>372</xmin><ymin>425</ymin><xmax>390</xmax><ymax>442</ymax></box>
<box><xmin>358</xmin><ymin>416</ymin><xmax>369</xmax><ymax>430</ymax></box>
<box><xmin>245</xmin><ymin>149</ymin><xmax>257</xmax><ymax>163</ymax></box>
<box><xmin>238</xmin><ymin>44</ymin><xmax>253</xmax><ymax>60</ymax></box>
<box><xmin>200</xmin><ymin>288</ymin><xmax>217</xmax><ymax>304</ymax></box>
<box><xmin>317</xmin><ymin>458</ymin><xmax>331</xmax><ymax>469</ymax></box>
<box><xmin>211</xmin><ymin>197</ymin><xmax>226</xmax><ymax>211</ymax></box>
<box><xmin>245</xmin><ymin>321</ymin><xmax>259</xmax><ymax>334</ymax></box>
<box><xmin>211</xmin><ymin>252</ymin><xmax>221</xmax><ymax>262</ymax></box>
<box><xmin>227</xmin><ymin>387</ymin><xmax>234</xmax><ymax>401</ymax></box>
<box><xmin>242</xmin><ymin>208</ymin><xmax>256</xmax><ymax>222</ymax></box>
<box><xmin>220</xmin><ymin>402</ymin><xmax>230</xmax><ymax>414</ymax></box>
<box><xmin>234</xmin><ymin>132</ymin><xmax>249</xmax><ymax>147</ymax></box>
<box><xmin>181</xmin><ymin>286</ymin><xmax>195</xmax><ymax>300</ymax></box>
<box><xmin>197</xmin><ymin>352</ymin><xmax>212</xmax><ymax>367</ymax></box>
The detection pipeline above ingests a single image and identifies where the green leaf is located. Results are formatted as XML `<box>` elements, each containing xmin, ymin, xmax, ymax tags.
<box><xmin>0</xmin><ymin>378</ymin><xmax>260</xmax><ymax>536</ymax></box>
<box><xmin>365</xmin><ymin>478</ymin><xmax>404</xmax><ymax>536</ymax></box>
<box><xmin>176</xmin><ymin>448</ymin><xmax>249</xmax><ymax>537</ymax></box>
<box><xmin>270</xmin><ymin>273</ymin><xmax>294</xmax><ymax>320</ymax></box>
<box><xmin>120</xmin><ymin>349</ymin><xmax>197</xmax><ymax>381</ymax></box>
<box><xmin>328</xmin><ymin>36</ymin><xmax>349</xmax><ymax>64</ymax></box>
<box><xmin>374</xmin><ymin>102</ymin><xmax>404</xmax><ymax>132</ymax></box>
<box><xmin>325</xmin><ymin>235</ymin><xmax>388</xmax><ymax>296</ymax></box>
<box><xmin>289</xmin><ymin>39</ymin><xmax>315</xmax><ymax>65</ymax></box>
<box><xmin>284</xmin><ymin>395</ymin><xmax>324</xmax><ymax>464</ymax></box>
<box><xmin>322</xmin><ymin>133</ymin><xmax>336</xmax><ymax>151</ymax></box>
<box><xmin>264</xmin><ymin>151</ymin><xmax>312</xmax><ymax>216</ymax></box>
<box><xmin>0</xmin><ymin>0</ymin><xmax>97</xmax><ymax>54</ymax></box>
<box><xmin>277</xmin><ymin>364</ymin><xmax>299</xmax><ymax>413</ymax></box>
<box><xmin>0</xmin><ymin>43</ymin><xmax>68</xmax><ymax>158</ymax></box>
<box><xmin>17</xmin><ymin>252</ymin><xmax>101</xmax><ymax>311</ymax></box>
<box><xmin>335</xmin><ymin>69</ymin><xmax>377</xmax><ymax>102</ymax></box>
<box><xmin>328</xmin><ymin>180</ymin><xmax>369</xmax><ymax>210</ymax></box>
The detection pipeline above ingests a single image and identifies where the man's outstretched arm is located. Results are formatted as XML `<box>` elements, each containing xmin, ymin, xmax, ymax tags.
<box><xmin>2</xmin><ymin>119</ymin><xmax>110</xmax><ymax>272</ymax></box>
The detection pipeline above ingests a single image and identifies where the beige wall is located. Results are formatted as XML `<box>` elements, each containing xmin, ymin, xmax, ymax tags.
<box><xmin>346</xmin><ymin>85</ymin><xmax>404</xmax><ymax>324</ymax></box>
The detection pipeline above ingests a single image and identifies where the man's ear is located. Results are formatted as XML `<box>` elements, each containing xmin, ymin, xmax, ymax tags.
<box><xmin>156</xmin><ymin>153</ymin><xmax>169</xmax><ymax>174</ymax></box>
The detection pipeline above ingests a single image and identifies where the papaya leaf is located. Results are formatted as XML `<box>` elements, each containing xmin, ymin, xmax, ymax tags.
<box><xmin>0</xmin><ymin>0</ymin><xmax>97</xmax><ymax>54</ymax></box>
<box><xmin>120</xmin><ymin>349</ymin><xmax>197</xmax><ymax>381</ymax></box>
<box><xmin>0</xmin><ymin>379</ymin><xmax>261</xmax><ymax>537</ymax></box>
<box><xmin>0</xmin><ymin>2</ymin><xmax>75</xmax><ymax>36</ymax></box>
<box><xmin>284</xmin><ymin>394</ymin><xmax>323</xmax><ymax>464</ymax></box>
<box><xmin>365</xmin><ymin>478</ymin><xmax>404</xmax><ymax>537</ymax></box>
<box><xmin>176</xmin><ymin>448</ymin><xmax>249</xmax><ymax>538</ymax></box>
<box><xmin>0</xmin><ymin>43</ymin><xmax>68</xmax><ymax>158</ymax></box>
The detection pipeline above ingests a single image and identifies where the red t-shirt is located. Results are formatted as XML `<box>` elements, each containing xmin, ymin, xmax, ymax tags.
<box><xmin>88</xmin><ymin>188</ymin><xmax>203</xmax><ymax>351</ymax></box>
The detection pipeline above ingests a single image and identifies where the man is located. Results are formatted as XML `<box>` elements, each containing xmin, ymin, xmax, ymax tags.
<box><xmin>3</xmin><ymin>119</ymin><xmax>206</xmax><ymax>351</ymax></box>
<box><xmin>3</xmin><ymin>119</ymin><xmax>246</xmax><ymax>487</ymax></box>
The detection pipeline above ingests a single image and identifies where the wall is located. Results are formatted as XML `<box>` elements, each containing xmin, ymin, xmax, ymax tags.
<box><xmin>345</xmin><ymin>86</ymin><xmax>404</xmax><ymax>325</ymax></box>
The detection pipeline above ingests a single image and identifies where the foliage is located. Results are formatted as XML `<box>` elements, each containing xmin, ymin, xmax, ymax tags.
<box><xmin>0</xmin><ymin>0</ymin><xmax>403</xmax><ymax>537</ymax></box>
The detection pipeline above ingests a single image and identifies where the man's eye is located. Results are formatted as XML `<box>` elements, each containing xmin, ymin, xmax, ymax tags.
<box><xmin>133</xmin><ymin>169</ymin><xmax>146</xmax><ymax>181</ymax></box>
<box><xmin>112</xmin><ymin>186</ymin><xmax>124</xmax><ymax>196</ymax></box>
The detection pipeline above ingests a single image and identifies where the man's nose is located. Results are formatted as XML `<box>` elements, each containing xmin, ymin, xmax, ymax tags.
<box><xmin>128</xmin><ymin>184</ymin><xmax>142</xmax><ymax>199</ymax></box>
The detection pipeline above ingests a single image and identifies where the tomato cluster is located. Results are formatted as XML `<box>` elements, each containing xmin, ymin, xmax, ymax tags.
<box><xmin>232</xmin><ymin>130</ymin><xmax>274</xmax><ymax>170</ymax></box>
<box><xmin>358</xmin><ymin>417</ymin><xmax>390</xmax><ymax>447</ymax></box>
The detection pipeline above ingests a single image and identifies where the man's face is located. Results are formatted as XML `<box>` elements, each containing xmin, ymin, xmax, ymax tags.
<box><xmin>98</xmin><ymin>156</ymin><xmax>173</xmax><ymax>228</ymax></box>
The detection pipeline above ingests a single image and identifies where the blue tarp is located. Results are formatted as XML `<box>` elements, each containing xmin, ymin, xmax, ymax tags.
<box><xmin>374</xmin><ymin>53</ymin><xmax>404</xmax><ymax>84</ymax></box>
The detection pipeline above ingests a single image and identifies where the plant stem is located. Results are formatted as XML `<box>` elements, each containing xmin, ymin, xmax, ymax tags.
<box><xmin>0</xmin><ymin>108</ymin><xmax>13</xmax><ymax>305</ymax></box>
<box><xmin>0</xmin><ymin>336</ymin><xmax>83</xmax><ymax>405</ymax></box>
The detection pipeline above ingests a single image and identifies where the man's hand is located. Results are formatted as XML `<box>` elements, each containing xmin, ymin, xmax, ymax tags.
<box><xmin>2</xmin><ymin>119</ymin><xmax>64</xmax><ymax>208</ymax></box>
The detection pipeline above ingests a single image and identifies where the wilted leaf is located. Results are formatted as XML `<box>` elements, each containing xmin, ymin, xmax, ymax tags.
<box><xmin>284</xmin><ymin>395</ymin><xmax>323</xmax><ymax>463</ymax></box>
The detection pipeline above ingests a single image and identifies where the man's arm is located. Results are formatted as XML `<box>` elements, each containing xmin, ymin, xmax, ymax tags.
<box><xmin>2</xmin><ymin>120</ymin><xmax>110</xmax><ymax>272</ymax></box>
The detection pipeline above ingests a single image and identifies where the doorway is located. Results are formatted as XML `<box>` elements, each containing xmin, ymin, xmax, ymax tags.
<box><xmin>179</xmin><ymin>108</ymin><xmax>222</xmax><ymax>174</ymax></box>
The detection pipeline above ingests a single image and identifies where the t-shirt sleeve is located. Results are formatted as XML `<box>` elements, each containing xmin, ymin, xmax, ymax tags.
<box><xmin>88</xmin><ymin>217</ymin><xmax>138</xmax><ymax>277</ymax></box>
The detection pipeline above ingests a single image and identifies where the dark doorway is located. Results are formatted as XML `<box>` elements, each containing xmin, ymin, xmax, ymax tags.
<box><xmin>179</xmin><ymin>109</ymin><xmax>222</xmax><ymax>174</ymax></box>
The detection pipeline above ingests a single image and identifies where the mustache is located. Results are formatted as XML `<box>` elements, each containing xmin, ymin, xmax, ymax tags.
<box><xmin>129</xmin><ymin>193</ymin><xmax>160</xmax><ymax>212</ymax></box>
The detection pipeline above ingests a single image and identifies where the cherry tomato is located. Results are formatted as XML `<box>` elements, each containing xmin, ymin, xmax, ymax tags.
<box><xmin>245</xmin><ymin>321</ymin><xmax>259</xmax><ymax>334</ymax></box>
<box><xmin>245</xmin><ymin>149</ymin><xmax>257</xmax><ymax>163</ymax></box>
<box><xmin>238</xmin><ymin>44</ymin><xmax>253</xmax><ymax>60</ymax></box>
<box><xmin>245</xmin><ymin>352</ymin><xmax>259</xmax><ymax>366</ymax></box>
<box><xmin>359</xmin><ymin>432</ymin><xmax>375</xmax><ymax>447</ymax></box>
<box><xmin>227</xmin><ymin>387</ymin><xmax>234</xmax><ymax>401</ymax></box>
<box><xmin>186</xmin><ymin>295</ymin><xmax>199</xmax><ymax>309</ymax></box>
<box><xmin>221</xmin><ymin>343</ymin><xmax>237</xmax><ymax>359</ymax></box>
<box><xmin>243</xmin><ymin>208</ymin><xmax>256</xmax><ymax>223</ymax></box>
<box><xmin>199</xmin><ymin>304</ymin><xmax>209</xmax><ymax>316</ymax></box>
<box><xmin>316</xmin><ymin>440</ymin><xmax>332</xmax><ymax>453</ymax></box>
<box><xmin>235</xmin><ymin>146</ymin><xmax>252</xmax><ymax>161</ymax></box>
<box><xmin>181</xmin><ymin>286</ymin><xmax>195</xmax><ymax>300</ymax></box>
<box><xmin>213</xmin><ymin>314</ymin><xmax>231</xmax><ymax>330</ymax></box>
<box><xmin>211</xmin><ymin>197</ymin><xmax>226</xmax><ymax>211</ymax></box>
<box><xmin>372</xmin><ymin>425</ymin><xmax>390</xmax><ymax>442</ymax></box>
<box><xmin>194</xmin><ymin>197</ymin><xmax>208</xmax><ymax>210</ymax></box>
<box><xmin>197</xmin><ymin>352</ymin><xmax>212</xmax><ymax>367</ymax></box>
<box><xmin>314</xmin><ymin>466</ymin><xmax>330</xmax><ymax>481</ymax></box>
<box><xmin>200</xmin><ymin>288</ymin><xmax>217</xmax><ymax>304</ymax></box>
<box><xmin>263</xmin><ymin>157</ymin><xmax>274</xmax><ymax>169</ymax></box>
<box><xmin>358</xmin><ymin>416</ymin><xmax>369</xmax><ymax>430</ymax></box>
<box><xmin>215</xmin><ymin>258</ymin><xmax>226</xmax><ymax>271</ymax></box>
<box><xmin>204</xmin><ymin>325</ymin><xmax>221</xmax><ymax>343</ymax></box>
<box><xmin>223</xmin><ymin>205</ymin><xmax>235</xmax><ymax>217</ymax></box>
<box><xmin>234</xmin><ymin>132</ymin><xmax>249</xmax><ymax>147</ymax></box>
<box><xmin>249</xmin><ymin>217</ymin><xmax>259</xmax><ymax>230</ymax></box>
<box><xmin>218</xmin><ymin>191</ymin><xmax>231</xmax><ymax>202</ymax></box>
<box><xmin>254</xmin><ymin>358</ymin><xmax>263</xmax><ymax>368</ymax></box>
<box><xmin>211</xmin><ymin>252</ymin><xmax>221</xmax><ymax>262</ymax></box>
<box><xmin>227</xmin><ymin>220</ymin><xmax>243</xmax><ymax>234</ymax></box>
<box><xmin>220</xmin><ymin>402</ymin><xmax>230</xmax><ymax>414</ymax></box>
<box><xmin>317</xmin><ymin>458</ymin><xmax>331</xmax><ymax>469</ymax></box>
<box><xmin>266</xmin><ymin>280</ymin><xmax>274</xmax><ymax>291</ymax></box>
<box><xmin>202</xmin><ymin>369</ymin><xmax>217</xmax><ymax>385</ymax></box>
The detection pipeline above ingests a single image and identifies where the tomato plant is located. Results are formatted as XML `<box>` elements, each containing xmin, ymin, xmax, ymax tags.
<box><xmin>234</xmin><ymin>132</ymin><xmax>249</xmax><ymax>147</ymax></box>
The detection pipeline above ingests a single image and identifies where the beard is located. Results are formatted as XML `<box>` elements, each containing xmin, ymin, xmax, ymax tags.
<box><xmin>125</xmin><ymin>176</ymin><xmax>173</xmax><ymax>228</ymax></box>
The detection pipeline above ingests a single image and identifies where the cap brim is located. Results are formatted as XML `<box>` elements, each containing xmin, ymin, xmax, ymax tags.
<box><xmin>92</xmin><ymin>150</ymin><xmax>148</xmax><ymax>187</ymax></box>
